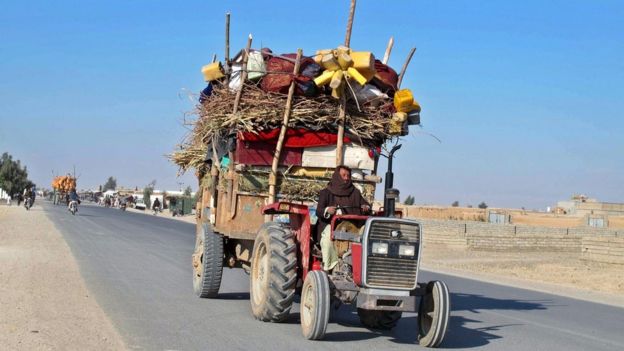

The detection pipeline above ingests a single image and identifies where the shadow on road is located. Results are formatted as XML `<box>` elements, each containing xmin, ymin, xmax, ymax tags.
<box><xmin>325</xmin><ymin>292</ymin><xmax>551</xmax><ymax>348</ymax></box>
<box><xmin>217</xmin><ymin>292</ymin><xmax>250</xmax><ymax>300</ymax></box>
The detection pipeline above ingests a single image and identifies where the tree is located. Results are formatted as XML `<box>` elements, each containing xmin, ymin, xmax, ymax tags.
<box><xmin>403</xmin><ymin>195</ymin><xmax>415</xmax><ymax>205</ymax></box>
<box><xmin>184</xmin><ymin>185</ymin><xmax>193</xmax><ymax>197</ymax></box>
<box><xmin>102</xmin><ymin>176</ymin><xmax>117</xmax><ymax>191</ymax></box>
<box><xmin>0</xmin><ymin>152</ymin><xmax>33</xmax><ymax>196</ymax></box>
<box><xmin>451</xmin><ymin>201</ymin><xmax>459</xmax><ymax>207</ymax></box>
<box><xmin>143</xmin><ymin>180</ymin><xmax>156</xmax><ymax>209</ymax></box>
<box><xmin>478</xmin><ymin>201</ymin><xmax>488</xmax><ymax>209</ymax></box>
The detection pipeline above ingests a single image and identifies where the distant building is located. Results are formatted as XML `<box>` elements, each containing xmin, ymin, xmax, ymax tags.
<box><xmin>556</xmin><ymin>194</ymin><xmax>624</xmax><ymax>216</ymax></box>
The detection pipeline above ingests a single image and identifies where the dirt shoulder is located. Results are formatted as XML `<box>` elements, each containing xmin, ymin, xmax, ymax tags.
<box><xmin>0</xmin><ymin>204</ymin><xmax>126</xmax><ymax>350</ymax></box>
<box><xmin>422</xmin><ymin>244</ymin><xmax>624</xmax><ymax>307</ymax></box>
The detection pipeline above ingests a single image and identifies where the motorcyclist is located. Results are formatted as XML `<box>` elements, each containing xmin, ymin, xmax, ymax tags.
<box><xmin>152</xmin><ymin>198</ymin><xmax>161</xmax><ymax>215</ymax></box>
<box><xmin>23</xmin><ymin>188</ymin><xmax>33</xmax><ymax>208</ymax></box>
<box><xmin>68</xmin><ymin>188</ymin><xmax>81</xmax><ymax>212</ymax></box>
<box><xmin>316</xmin><ymin>165</ymin><xmax>370</xmax><ymax>272</ymax></box>
<box><xmin>29</xmin><ymin>186</ymin><xmax>36</xmax><ymax>206</ymax></box>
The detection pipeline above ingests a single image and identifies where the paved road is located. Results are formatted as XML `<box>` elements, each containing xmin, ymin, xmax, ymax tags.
<box><xmin>43</xmin><ymin>202</ymin><xmax>624</xmax><ymax>350</ymax></box>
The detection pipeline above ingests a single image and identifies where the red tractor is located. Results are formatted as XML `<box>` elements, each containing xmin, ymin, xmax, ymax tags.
<box><xmin>192</xmin><ymin>145</ymin><xmax>450</xmax><ymax>347</ymax></box>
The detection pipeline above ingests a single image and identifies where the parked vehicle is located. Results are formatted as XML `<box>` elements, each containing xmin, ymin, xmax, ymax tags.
<box><xmin>134</xmin><ymin>199</ymin><xmax>146</xmax><ymax>210</ymax></box>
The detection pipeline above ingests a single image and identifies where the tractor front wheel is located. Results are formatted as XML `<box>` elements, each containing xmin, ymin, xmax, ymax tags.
<box><xmin>250</xmin><ymin>222</ymin><xmax>297</xmax><ymax>322</ymax></box>
<box><xmin>418</xmin><ymin>280</ymin><xmax>450</xmax><ymax>348</ymax></box>
<box><xmin>300</xmin><ymin>270</ymin><xmax>330</xmax><ymax>340</ymax></box>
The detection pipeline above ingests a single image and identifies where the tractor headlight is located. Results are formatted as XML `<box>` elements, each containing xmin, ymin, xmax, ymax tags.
<box><xmin>371</xmin><ymin>242</ymin><xmax>388</xmax><ymax>255</ymax></box>
<box><xmin>399</xmin><ymin>244</ymin><xmax>416</xmax><ymax>257</ymax></box>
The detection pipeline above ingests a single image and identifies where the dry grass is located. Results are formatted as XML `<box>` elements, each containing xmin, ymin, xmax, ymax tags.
<box><xmin>170</xmin><ymin>82</ymin><xmax>397</xmax><ymax>172</ymax></box>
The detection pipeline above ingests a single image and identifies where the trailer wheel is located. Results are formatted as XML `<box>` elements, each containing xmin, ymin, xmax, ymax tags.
<box><xmin>357</xmin><ymin>309</ymin><xmax>402</xmax><ymax>330</ymax></box>
<box><xmin>250</xmin><ymin>222</ymin><xmax>297</xmax><ymax>322</ymax></box>
<box><xmin>418</xmin><ymin>280</ymin><xmax>450</xmax><ymax>348</ymax></box>
<box><xmin>300</xmin><ymin>270</ymin><xmax>330</xmax><ymax>340</ymax></box>
<box><xmin>192</xmin><ymin>222</ymin><xmax>224</xmax><ymax>298</ymax></box>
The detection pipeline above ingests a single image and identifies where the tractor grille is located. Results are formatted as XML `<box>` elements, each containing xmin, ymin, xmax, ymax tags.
<box><xmin>365</xmin><ymin>220</ymin><xmax>420</xmax><ymax>289</ymax></box>
<box><xmin>368</xmin><ymin>221</ymin><xmax>420</xmax><ymax>242</ymax></box>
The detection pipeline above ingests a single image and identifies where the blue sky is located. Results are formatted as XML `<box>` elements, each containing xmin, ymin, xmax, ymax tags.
<box><xmin>1</xmin><ymin>1</ymin><xmax>622</xmax><ymax>209</ymax></box>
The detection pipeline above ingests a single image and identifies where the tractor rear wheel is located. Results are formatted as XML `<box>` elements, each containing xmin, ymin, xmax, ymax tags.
<box><xmin>250</xmin><ymin>222</ymin><xmax>297</xmax><ymax>322</ymax></box>
<box><xmin>418</xmin><ymin>280</ymin><xmax>450</xmax><ymax>348</ymax></box>
<box><xmin>300</xmin><ymin>270</ymin><xmax>330</xmax><ymax>340</ymax></box>
<box><xmin>357</xmin><ymin>309</ymin><xmax>402</xmax><ymax>330</ymax></box>
<box><xmin>192</xmin><ymin>222</ymin><xmax>224</xmax><ymax>298</ymax></box>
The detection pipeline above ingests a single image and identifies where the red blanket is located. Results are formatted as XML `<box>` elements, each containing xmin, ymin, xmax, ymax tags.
<box><xmin>239</xmin><ymin>128</ymin><xmax>350</xmax><ymax>148</ymax></box>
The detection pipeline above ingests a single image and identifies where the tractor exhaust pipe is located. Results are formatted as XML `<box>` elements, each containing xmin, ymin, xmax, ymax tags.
<box><xmin>384</xmin><ymin>144</ymin><xmax>402</xmax><ymax>217</ymax></box>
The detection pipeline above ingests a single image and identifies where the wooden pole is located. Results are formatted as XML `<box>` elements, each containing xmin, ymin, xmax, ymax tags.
<box><xmin>344</xmin><ymin>0</ymin><xmax>357</xmax><ymax>47</ymax></box>
<box><xmin>224</xmin><ymin>13</ymin><xmax>231</xmax><ymax>85</ymax></box>
<box><xmin>268</xmin><ymin>49</ymin><xmax>303</xmax><ymax>205</ymax></box>
<box><xmin>382</xmin><ymin>36</ymin><xmax>394</xmax><ymax>64</ymax></box>
<box><xmin>397</xmin><ymin>47</ymin><xmax>416</xmax><ymax>89</ymax></box>
<box><xmin>229</xmin><ymin>33</ymin><xmax>252</xmax><ymax>218</ymax></box>
<box><xmin>335</xmin><ymin>91</ymin><xmax>347</xmax><ymax>166</ymax></box>
<box><xmin>232</xmin><ymin>34</ymin><xmax>253</xmax><ymax>114</ymax></box>
<box><xmin>225</xmin><ymin>13</ymin><xmax>231</xmax><ymax>65</ymax></box>
<box><xmin>337</xmin><ymin>0</ymin><xmax>357</xmax><ymax>166</ymax></box>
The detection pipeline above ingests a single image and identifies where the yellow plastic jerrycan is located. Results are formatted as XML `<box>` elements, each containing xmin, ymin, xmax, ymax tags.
<box><xmin>201</xmin><ymin>62</ymin><xmax>225</xmax><ymax>82</ymax></box>
<box><xmin>394</xmin><ymin>89</ymin><xmax>417</xmax><ymax>112</ymax></box>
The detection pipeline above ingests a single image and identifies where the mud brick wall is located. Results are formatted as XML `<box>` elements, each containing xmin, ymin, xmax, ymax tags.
<box><xmin>581</xmin><ymin>236</ymin><xmax>624</xmax><ymax>265</ymax></box>
<box><xmin>417</xmin><ymin>217</ymin><xmax>624</xmax><ymax>263</ymax></box>
<box><xmin>415</xmin><ymin>218</ymin><xmax>620</xmax><ymax>252</ymax></box>
<box><xmin>419</xmin><ymin>219</ymin><xmax>467</xmax><ymax>248</ymax></box>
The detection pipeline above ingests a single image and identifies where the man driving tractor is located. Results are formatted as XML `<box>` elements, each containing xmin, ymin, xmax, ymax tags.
<box><xmin>316</xmin><ymin>165</ymin><xmax>370</xmax><ymax>271</ymax></box>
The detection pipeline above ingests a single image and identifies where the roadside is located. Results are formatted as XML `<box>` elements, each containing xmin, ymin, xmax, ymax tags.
<box><xmin>0</xmin><ymin>203</ymin><xmax>126</xmax><ymax>350</ymax></box>
<box><xmin>422</xmin><ymin>244</ymin><xmax>624</xmax><ymax>307</ymax></box>
<box><xmin>122</xmin><ymin>204</ymin><xmax>196</xmax><ymax>224</ymax></box>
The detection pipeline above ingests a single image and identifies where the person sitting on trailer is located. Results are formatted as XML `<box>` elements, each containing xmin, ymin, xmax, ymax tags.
<box><xmin>316</xmin><ymin>165</ymin><xmax>370</xmax><ymax>272</ymax></box>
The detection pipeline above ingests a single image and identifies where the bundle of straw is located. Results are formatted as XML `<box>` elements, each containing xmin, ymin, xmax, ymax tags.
<box><xmin>171</xmin><ymin>82</ymin><xmax>394</xmax><ymax>172</ymax></box>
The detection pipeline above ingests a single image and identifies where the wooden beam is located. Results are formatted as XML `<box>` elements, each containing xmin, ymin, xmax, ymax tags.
<box><xmin>344</xmin><ymin>0</ymin><xmax>357</xmax><ymax>47</ymax></box>
<box><xmin>229</xmin><ymin>33</ymin><xmax>253</xmax><ymax>218</ymax></box>
<box><xmin>397</xmin><ymin>47</ymin><xmax>416</xmax><ymax>89</ymax></box>
<box><xmin>335</xmin><ymin>91</ymin><xmax>346</xmax><ymax>166</ymax></box>
<box><xmin>268</xmin><ymin>49</ymin><xmax>303</xmax><ymax>205</ymax></box>
<box><xmin>382</xmin><ymin>36</ymin><xmax>394</xmax><ymax>64</ymax></box>
<box><xmin>232</xmin><ymin>34</ymin><xmax>253</xmax><ymax>114</ymax></box>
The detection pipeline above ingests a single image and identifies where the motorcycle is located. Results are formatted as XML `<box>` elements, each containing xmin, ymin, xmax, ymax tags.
<box><xmin>120</xmin><ymin>202</ymin><xmax>127</xmax><ymax>211</ymax></box>
<box><xmin>152</xmin><ymin>206</ymin><xmax>161</xmax><ymax>215</ymax></box>
<box><xmin>69</xmin><ymin>201</ymin><xmax>78</xmax><ymax>215</ymax></box>
<box><xmin>24</xmin><ymin>197</ymin><xmax>32</xmax><ymax>211</ymax></box>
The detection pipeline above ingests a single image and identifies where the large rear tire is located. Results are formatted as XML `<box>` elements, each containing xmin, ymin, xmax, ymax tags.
<box><xmin>418</xmin><ymin>280</ymin><xmax>450</xmax><ymax>348</ymax></box>
<box><xmin>300</xmin><ymin>270</ymin><xmax>330</xmax><ymax>340</ymax></box>
<box><xmin>192</xmin><ymin>222</ymin><xmax>224</xmax><ymax>298</ymax></box>
<box><xmin>357</xmin><ymin>309</ymin><xmax>402</xmax><ymax>330</ymax></box>
<box><xmin>250</xmin><ymin>222</ymin><xmax>297</xmax><ymax>322</ymax></box>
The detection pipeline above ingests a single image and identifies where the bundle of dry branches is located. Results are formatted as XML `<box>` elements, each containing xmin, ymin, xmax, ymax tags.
<box><xmin>170</xmin><ymin>81</ymin><xmax>395</xmax><ymax>172</ymax></box>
